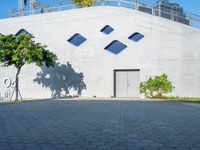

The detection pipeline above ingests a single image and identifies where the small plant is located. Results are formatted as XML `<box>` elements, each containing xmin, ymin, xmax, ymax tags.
<box><xmin>140</xmin><ymin>74</ymin><xmax>174</xmax><ymax>98</ymax></box>
<box><xmin>73</xmin><ymin>0</ymin><xmax>96</xmax><ymax>7</ymax></box>
<box><xmin>73</xmin><ymin>0</ymin><xmax>104</xmax><ymax>7</ymax></box>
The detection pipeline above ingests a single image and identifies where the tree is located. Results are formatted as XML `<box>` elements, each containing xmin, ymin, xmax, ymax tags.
<box><xmin>140</xmin><ymin>74</ymin><xmax>174</xmax><ymax>98</ymax></box>
<box><xmin>0</xmin><ymin>33</ymin><xmax>57</xmax><ymax>101</ymax></box>
<box><xmin>73</xmin><ymin>0</ymin><xmax>96</xmax><ymax>7</ymax></box>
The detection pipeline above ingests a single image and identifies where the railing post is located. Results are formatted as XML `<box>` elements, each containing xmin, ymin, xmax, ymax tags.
<box><xmin>102</xmin><ymin>0</ymin><xmax>105</xmax><ymax>6</ymax></box>
<box><xmin>189</xmin><ymin>15</ymin><xmax>193</xmax><ymax>26</ymax></box>
<box><xmin>158</xmin><ymin>5</ymin><xmax>161</xmax><ymax>17</ymax></box>
<box><xmin>135</xmin><ymin>0</ymin><xmax>138</xmax><ymax>10</ymax></box>
<box><xmin>152</xmin><ymin>7</ymin><xmax>154</xmax><ymax>15</ymax></box>
<box><xmin>171</xmin><ymin>11</ymin><xmax>174</xmax><ymax>21</ymax></box>
<box><xmin>118</xmin><ymin>0</ymin><xmax>121</xmax><ymax>7</ymax></box>
<box><xmin>58</xmin><ymin>2</ymin><xmax>61</xmax><ymax>11</ymax></box>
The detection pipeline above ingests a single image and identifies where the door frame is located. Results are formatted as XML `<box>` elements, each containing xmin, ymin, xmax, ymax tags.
<box><xmin>113</xmin><ymin>69</ymin><xmax>140</xmax><ymax>98</ymax></box>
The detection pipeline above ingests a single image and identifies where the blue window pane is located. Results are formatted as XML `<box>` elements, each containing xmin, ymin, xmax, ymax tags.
<box><xmin>128</xmin><ymin>32</ymin><xmax>144</xmax><ymax>42</ymax></box>
<box><xmin>67</xmin><ymin>33</ymin><xmax>87</xmax><ymax>46</ymax></box>
<box><xmin>105</xmin><ymin>40</ymin><xmax>127</xmax><ymax>55</ymax></box>
<box><xmin>100</xmin><ymin>25</ymin><xmax>114</xmax><ymax>35</ymax></box>
<box><xmin>15</xmin><ymin>29</ymin><xmax>30</xmax><ymax>37</ymax></box>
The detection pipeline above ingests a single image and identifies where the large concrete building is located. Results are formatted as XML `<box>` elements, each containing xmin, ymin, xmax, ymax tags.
<box><xmin>0</xmin><ymin>3</ymin><xmax>200</xmax><ymax>99</ymax></box>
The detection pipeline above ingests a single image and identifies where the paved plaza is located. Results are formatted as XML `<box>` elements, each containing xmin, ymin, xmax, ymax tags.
<box><xmin>0</xmin><ymin>99</ymin><xmax>200</xmax><ymax>150</ymax></box>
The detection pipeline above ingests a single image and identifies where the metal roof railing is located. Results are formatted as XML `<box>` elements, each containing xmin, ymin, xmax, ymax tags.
<box><xmin>8</xmin><ymin>0</ymin><xmax>200</xmax><ymax>29</ymax></box>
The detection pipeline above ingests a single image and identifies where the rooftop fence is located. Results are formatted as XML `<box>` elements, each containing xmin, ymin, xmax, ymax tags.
<box><xmin>9</xmin><ymin>0</ymin><xmax>200</xmax><ymax>29</ymax></box>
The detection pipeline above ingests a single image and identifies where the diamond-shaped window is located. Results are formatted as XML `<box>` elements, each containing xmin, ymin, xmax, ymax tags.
<box><xmin>15</xmin><ymin>29</ymin><xmax>30</xmax><ymax>37</ymax></box>
<box><xmin>100</xmin><ymin>25</ymin><xmax>114</xmax><ymax>35</ymax></box>
<box><xmin>105</xmin><ymin>40</ymin><xmax>127</xmax><ymax>55</ymax></box>
<box><xmin>128</xmin><ymin>32</ymin><xmax>144</xmax><ymax>42</ymax></box>
<box><xmin>67</xmin><ymin>33</ymin><xmax>87</xmax><ymax>46</ymax></box>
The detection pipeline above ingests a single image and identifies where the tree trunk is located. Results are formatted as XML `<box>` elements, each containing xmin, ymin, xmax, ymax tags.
<box><xmin>15</xmin><ymin>67</ymin><xmax>21</xmax><ymax>101</ymax></box>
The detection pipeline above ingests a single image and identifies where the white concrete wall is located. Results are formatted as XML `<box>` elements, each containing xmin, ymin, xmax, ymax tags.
<box><xmin>0</xmin><ymin>6</ymin><xmax>200</xmax><ymax>99</ymax></box>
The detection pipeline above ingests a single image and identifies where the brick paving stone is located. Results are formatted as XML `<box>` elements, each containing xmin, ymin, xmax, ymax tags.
<box><xmin>0</xmin><ymin>100</ymin><xmax>200</xmax><ymax>150</ymax></box>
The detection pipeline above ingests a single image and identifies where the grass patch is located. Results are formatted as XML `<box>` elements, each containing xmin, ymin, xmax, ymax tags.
<box><xmin>147</xmin><ymin>96</ymin><xmax>200</xmax><ymax>103</ymax></box>
<box><xmin>170</xmin><ymin>98</ymin><xmax>200</xmax><ymax>103</ymax></box>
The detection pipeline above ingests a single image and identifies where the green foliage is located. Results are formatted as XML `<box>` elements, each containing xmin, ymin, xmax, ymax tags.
<box><xmin>140</xmin><ymin>74</ymin><xmax>174</xmax><ymax>98</ymax></box>
<box><xmin>0</xmin><ymin>33</ymin><xmax>57</xmax><ymax>101</ymax></box>
<box><xmin>0</xmin><ymin>33</ymin><xmax>57</xmax><ymax>69</ymax></box>
<box><xmin>73</xmin><ymin>0</ymin><xmax>96</xmax><ymax>7</ymax></box>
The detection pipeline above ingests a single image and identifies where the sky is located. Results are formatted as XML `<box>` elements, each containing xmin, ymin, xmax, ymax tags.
<box><xmin>0</xmin><ymin>0</ymin><xmax>199</xmax><ymax>19</ymax></box>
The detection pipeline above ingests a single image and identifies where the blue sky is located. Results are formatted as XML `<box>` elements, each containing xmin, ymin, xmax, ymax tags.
<box><xmin>0</xmin><ymin>0</ymin><xmax>200</xmax><ymax>19</ymax></box>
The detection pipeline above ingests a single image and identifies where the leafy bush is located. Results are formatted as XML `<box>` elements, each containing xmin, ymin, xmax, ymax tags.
<box><xmin>140</xmin><ymin>74</ymin><xmax>174</xmax><ymax>98</ymax></box>
<box><xmin>73</xmin><ymin>0</ymin><xmax>104</xmax><ymax>7</ymax></box>
<box><xmin>73</xmin><ymin>0</ymin><xmax>96</xmax><ymax>7</ymax></box>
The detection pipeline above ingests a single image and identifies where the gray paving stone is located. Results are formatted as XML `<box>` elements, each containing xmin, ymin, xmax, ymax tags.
<box><xmin>0</xmin><ymin>100</ymin><xmax>200</xmax><ymax>150</ymax></box>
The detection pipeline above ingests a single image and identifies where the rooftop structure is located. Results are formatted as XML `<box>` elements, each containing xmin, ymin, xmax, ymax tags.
<box><xmin>154</xmin><ymin>0</ymin><xmax>190</xmax><ymax>25</ymax></box>
<box><xmin>8</xmin><ymin>0</ymin><xmax>200</xmax><ymax>29</ymax></box>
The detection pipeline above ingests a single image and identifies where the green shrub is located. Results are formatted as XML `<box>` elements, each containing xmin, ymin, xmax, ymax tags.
<box><xmin>73</xmin><ymin>0</ymin><xmax>96</xmax><ymax>7</ymax></box>
<box><xmin>140</xmin><ymin>74</ymin><xmax>174</xmax><ymax>98</ymax></box>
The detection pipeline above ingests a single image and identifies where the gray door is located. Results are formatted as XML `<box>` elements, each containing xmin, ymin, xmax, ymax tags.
<box><xmin>115</xmin><ymin>70</ymin><xmax>140</xmax><ymax>97</ymax></box>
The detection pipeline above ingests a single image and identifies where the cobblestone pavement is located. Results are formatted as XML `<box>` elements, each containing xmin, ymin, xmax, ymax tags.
<box><xmin>0</xmin><ymin>100</ymin><xmax>200</xmax><ymax>150</ymax></box>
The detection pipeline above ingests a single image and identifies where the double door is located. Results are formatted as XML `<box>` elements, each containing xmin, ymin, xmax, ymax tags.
<box><xmin>114</xmin><ymin>70</ymin><xmax>140</xmax><ymax>98</ymax></box>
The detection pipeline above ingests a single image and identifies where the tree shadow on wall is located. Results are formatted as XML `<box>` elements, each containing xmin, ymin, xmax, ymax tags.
<box><xmin>33</xmin><ymin>62</ymin><xmax>86</xmax><ymax>98</ymax></box>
